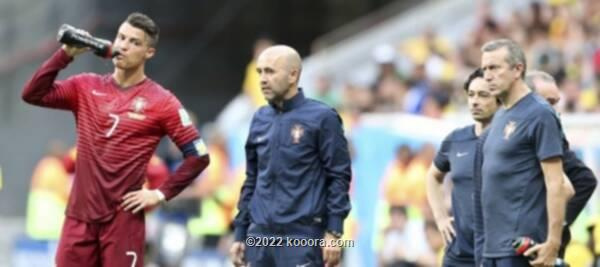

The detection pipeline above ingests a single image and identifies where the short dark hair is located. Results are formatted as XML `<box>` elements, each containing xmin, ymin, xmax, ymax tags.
<box><xmin>126</xmin><ymin>12</ymin><xmax>159</xmax><ymax>47</ymax></box>
<box><xmin>463</xmin><ymin>68</ymin><xmax>484</xmax><ymax>92</ymax></box>
<box><xmin>481</xmin><ymin>39</ymin><xmax>527</xmax><ymax>79</ymax></box>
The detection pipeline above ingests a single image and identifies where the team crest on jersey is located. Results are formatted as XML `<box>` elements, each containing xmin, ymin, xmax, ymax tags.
<box><xmin>128</xmin><ymin>97</ymin><xmax>147</xmax><ymax>120</ymax></box>
<box><xmin>504</xmin><ymin>120</ymin><xmax>517</xmax><ymax>140</ymax></box>
<box><xmin>291</xmin><ymin>124</ymin><xmax>304</xmax><ymax>144</ymax></box>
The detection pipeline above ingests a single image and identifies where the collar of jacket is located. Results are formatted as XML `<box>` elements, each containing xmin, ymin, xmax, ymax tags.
<box><xmin>269</xmin><ymin>88</ymin><xmax>305</xmax><ymax>112</ymax></box>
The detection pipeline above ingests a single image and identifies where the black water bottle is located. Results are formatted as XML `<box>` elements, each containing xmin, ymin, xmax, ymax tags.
<box><xmin>512</xmin><ymin>237</ymin><xmax>570</xmax><ymax>267</ymax></box>
<box><xmin>56</xmin><ymin>24</ymin><xmax>118</xmax><ymax>58</ymax></box>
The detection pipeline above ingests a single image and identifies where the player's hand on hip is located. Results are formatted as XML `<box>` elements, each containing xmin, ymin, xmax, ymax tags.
<box><xmin>524</xmin><ymin>241</ymin><xmax>559</xmax><ymax>267</ymax></box>
<box><xmin>121</xmin><ymin>189</ymin><xmax>161</xmax><ymax>213</ymax></box>
<box><xmin>322</xmin><ymin>232</ymin><xmax>342</xmax><ymax>267</ymax></box>
<box><xmin>229</xmin><ymin>241</ymin><xmax>246</xmax><ymax>267</ymax></box>
<box><xmin>435</xmin><ymin>216</ymin><xmax>456</xmax><ymax>245</ymax></box>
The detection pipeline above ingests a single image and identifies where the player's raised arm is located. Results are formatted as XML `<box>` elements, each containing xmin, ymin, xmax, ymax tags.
<box><xmin>22</xmin><ymin>42</ymin><xmax>89</xmax><ymax>110</ymax></box>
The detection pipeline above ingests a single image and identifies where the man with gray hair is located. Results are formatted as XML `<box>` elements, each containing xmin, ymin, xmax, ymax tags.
<box><xmin>479</xmin><ymin>39</ymin><xmax>572</xmax><ymax>266</ymax></box>
<box><xmin>526</xmin><ymin>70</ymin><xmax>598</xmax><ymax>259</ymax></box>
<box><xmin>526</xmin><ymin>71</ymin><xmax>560</xmax><ymax>107</ymax></box>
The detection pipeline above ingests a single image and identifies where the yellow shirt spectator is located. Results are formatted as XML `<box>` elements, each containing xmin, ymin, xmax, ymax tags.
<box><xmin>243</xmin><ymin>60</ymin><xmax>267</xmax><ymax>107</ymax></box>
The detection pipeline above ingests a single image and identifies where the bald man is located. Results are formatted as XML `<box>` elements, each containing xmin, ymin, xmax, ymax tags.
<box><xmin>526</xmin><ymin>70</ymin><xmax>598</xmax><ymax>258</ymax></box>
<box><xmin>230</xmin><ymin>45</ymin><xmax>352</xmax><ymax>267</ymax></box>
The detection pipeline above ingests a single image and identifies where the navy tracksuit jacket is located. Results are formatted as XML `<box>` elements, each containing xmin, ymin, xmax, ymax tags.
<box><xmin>233</xmin><ymin>90</ymin><xmax>352</xmax><ymax>241</ymax></box>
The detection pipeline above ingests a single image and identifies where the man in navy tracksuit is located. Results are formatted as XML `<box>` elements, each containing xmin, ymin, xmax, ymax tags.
<box><xmin>475</xmin><ymin>39</ymin><xmax>592</xmax><ymax>266</ymax></box>
<box><xmin>230</xmin><ymin>45</ymin><xmax>352</xmax><ymax>267</ymax></box>
<box><xmin>426</xmin><ymin>68</ymin><xmax>499</xmax><ymax>267</ymax></box>
<box><xmin>472</xmin><ymin>70</ymin><xmax>597</xmax><ymax>266</ymax></box>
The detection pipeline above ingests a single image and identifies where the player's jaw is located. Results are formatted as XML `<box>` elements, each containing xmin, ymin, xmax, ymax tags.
<box><xmin>262</xmin><ymin>86</ymin><xmax>288</xmax><ymax>103</ymax></box>
<box><xmin>471</xmin><ymin>97</ymin><xmax>498</xmax><ymax>122</ymax></box>
<box><xmin>260</xmin><ymin>81</ymin><xmax>275</xmax><ymax>101</ymax></box>
<box><xmin>486</xmin><ymin>76</ymin><xmax>509</xmax><ymax>97</ymax></box>
<box><xmin>471</xmin><ymin>109</ymin><xmax>494</xmax><ymax>122</ymax></box>
<box><xmin>261</xmin><ymin>78</ymin><xmax>289</xmax><ymax>103</ymax></box>
<box><xmin>468</xmin><ymin>94</ymin><xmax>498</xmax><ymax>122</ymax></box>
<box><xmin>470</xmin><ymin>106</ymin><xmax>484</xmax><ymax>118</ymax></box>
<box><xmin>112</xmin><ymin>50</ymin><xmax>146</xmax><ymax>70</ymax></box>
<box><xmin>488</xmin><ymin>69</ymin><xmax>520</xmax><ymax>100</ymax></box>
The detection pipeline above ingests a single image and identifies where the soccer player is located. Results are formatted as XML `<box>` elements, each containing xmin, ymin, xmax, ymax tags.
<box><xmin>229</xmin><ymin>45</ymin><xmax>352</xmax><ymax>267</ymax></box>
<box><xmin>22</xmin><ymin>13</ymin><xmax>210</xmax><ymax>267</ymax></box>
<box><xmin>479</xmin><ymin>39</ymin><xmax>571</xmax><ymax>266</ymax></box>
<box><xmin>525</xmin><ymin>70</ymin><xmax>598</xmax><ymax>257</ymax></box>
<box><xmin>426</xmin><ymin>68</ymin><xmax>498</xmax><ymax>266</ymax></box>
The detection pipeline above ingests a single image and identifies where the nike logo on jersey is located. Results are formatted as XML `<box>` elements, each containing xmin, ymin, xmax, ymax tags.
<box><xmin>92</xmin><ymin>90</ymin><xmax>107</xmax><ymax>96</ymax></box>
<box><xmin>456</xmin><ymin>152</ymin><xmax>469</xmax><ymax>157</ymax></box>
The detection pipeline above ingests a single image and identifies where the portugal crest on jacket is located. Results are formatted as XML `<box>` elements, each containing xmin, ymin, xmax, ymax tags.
<box><xmin>504</xmin><ymin>120</ymin><xmax>517</xmax><ymax>140</ymax></box>
<box><xmin>291</xmin><ymin>124</ymin><xmax>304</xmax><ymax>144</ymax></box>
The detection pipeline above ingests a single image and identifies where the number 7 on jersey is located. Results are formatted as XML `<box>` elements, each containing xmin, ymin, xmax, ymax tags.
<box><xmin>106</xmin><ymin>113</ymin><xmax>120</xmax><ymax>137</ymax></box>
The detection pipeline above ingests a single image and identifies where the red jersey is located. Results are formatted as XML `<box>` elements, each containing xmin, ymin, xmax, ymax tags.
<box><xmin>23</xmin><ymin>49</ymin><xmax>199</xmax><ymax>222</ymax></box>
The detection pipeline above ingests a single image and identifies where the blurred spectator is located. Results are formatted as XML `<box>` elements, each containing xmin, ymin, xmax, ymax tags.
<box><xmin>526</xmin><ymin>2</ymin><xmax>551</xmax><ymax>43</ymax></box>
<box><xmin>382</xmin><ymin>145</ymin><xmax>413</xmax><ymax>207</ymax></box>
<box><xmin>338</xmin><ymin>75</ymin><xmax>376</xmax><ymax>116</ymax></box>
<box><xmin>378</xmin><ymin>205</ymin><xmax>436</xmax><ymax>267</ymax></box>
<box><xmin>421</xmin><ymin>93</ymin><xmax>445</xmax><ymax>119</ymax></box>
<box><xmin>403</xmin><ymin>64</ymin><xmax>430</xmax><ymax>114</ymax></box>
<box><xmin>563</xmin><ymin>240</ymin><xmax>593</xmax><ymax>267</ymax></box>
<box><xmin>242</xmin><ymin>37</ymin><xmax>275</xmax><ymax>108</ymax></box>
<box><xmin>424</xmin><ymin>220</ymin><xmax>444</xmax><ymax>266</ymax></box>
<box><xmin>401</xmin><ymin>27</ymin><xmax>452</xmax><ymax>68</ymax></box>
<box><xmin>368</xmin><ymin>43</ymin><xmax>406</xmax><ymax>112</ymax></box>
<box><xmin>144</xmin><ymin>156</ymin><xmax>170</xmax><ymax>191</ymax></box>
<box><xmin>371</xmin><ymin>44</ymin><xmax>402</xmax><ymax>85</ymax></box>
<box><xmin>187</xmin><ymin>127</ymin><xmax>233</xmax><ymax>252</ymax></box>
<box><xmin>313</xmin><ymin>74</ymin><xmax>341</xmax><ymax>108</ymax></box>
<box><xmin>373</xmin><ymin>75</ymin><xmax>407</xmax><ymax>112</ymax></box>
<box><xmin>26</xmin><ymin>140</ymin><xmax>70</xmax><ymax>240</ymax></box>
<box><xmin>403</xmin><ymin>143</ymin><xmax>435</xmax><ymax>215</ymax></box>
<box><xmin>585</xmin><ymin>216</ymin><xmax>600</xmax><ymax>266</ymax></box>
<box><xmin>530</xmin><ymin>34</ymin><xmax>566</xmax><ymax>84</ymax></box>
<box><xmin>215</xmin><ymin>38</ymin><xmax>275</xmax><ymax>135</ymax></box>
